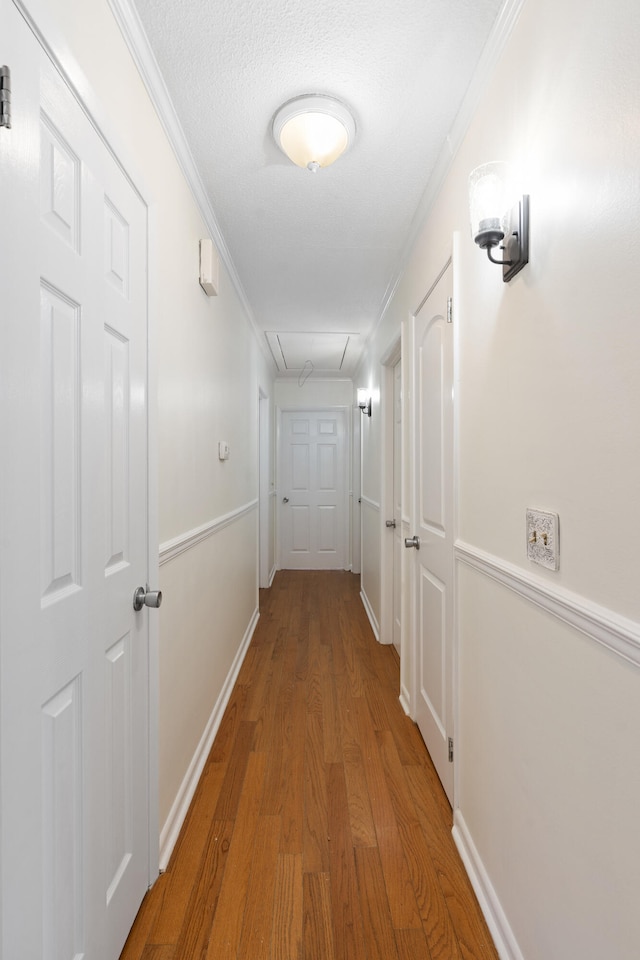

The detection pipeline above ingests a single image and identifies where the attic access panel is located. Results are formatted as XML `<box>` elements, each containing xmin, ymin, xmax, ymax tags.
<box><xmin>266</xmin><ymin>331</ymin><xmax>356</xmax><ymax>372</ymax></box>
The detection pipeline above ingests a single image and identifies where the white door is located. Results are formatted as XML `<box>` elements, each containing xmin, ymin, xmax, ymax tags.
<box><xmin>408</xmin><ymin>259</ymin><xmax>455</xmax><ymax>803</ymax></box>
<box><xmin>279</xmin><ymin>410</ymin><xmax>348</xmax><ymax>570</ymax></box>
<box><xmin>0</xmin><ymin>8</ymin><xmax>151</xmax><ymax>958</ymax></box>
<box><xmin>392</xmin><ymin>357</ymin><xmax>402</xmax><ymax>654</ymax></box>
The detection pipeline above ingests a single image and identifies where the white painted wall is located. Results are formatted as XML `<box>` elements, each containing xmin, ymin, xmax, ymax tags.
<box><xmin>24</xmin><ymin>0</ymin><xmax>276</xmax><ymax>861</ymax></box>
<box><xmin>358</xmin><ymin>0</ymin><xmax>640</xmax><ymax>956</ymax></box>
<box><xmin>274</xmin><ymin>377</ymin><xmax>353</xmax><ymax>409</ymax></box>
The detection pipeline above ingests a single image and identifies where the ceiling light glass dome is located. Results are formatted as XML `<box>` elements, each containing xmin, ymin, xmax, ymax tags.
<box><xmin>273</xmin><ymin>95</ymin><xmax>356</xmax><ymax>172</ymax></box>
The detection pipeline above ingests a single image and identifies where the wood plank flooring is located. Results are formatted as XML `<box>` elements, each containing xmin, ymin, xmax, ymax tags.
<box><xmin>120</xmin><ymin>570</ymin><xmax>498</xmax><ymax>960</ymax></box>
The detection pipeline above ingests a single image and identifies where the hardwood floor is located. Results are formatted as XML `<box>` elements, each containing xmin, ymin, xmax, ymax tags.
<box><xmin>120</xmin><ymin>570</ymin><xmax>498</xmax><ymax>960</ymax></box>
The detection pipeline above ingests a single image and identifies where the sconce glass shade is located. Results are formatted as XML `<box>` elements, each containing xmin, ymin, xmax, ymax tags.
<box><xmin>468</xmin><ymin>161</ymin><xmax>529</xmax><ymax>282</ymax></box>
<box><xmin>468</xmin><ymin>161</ymin><xmax>511</xmax><ymax>248</ymax></box>
<box><xmin>357</xmin><ymin>388</ymin><xmax>372</xmax><ymax>417</ymax></box>
<box><xmin>273</xmin><ymin>95</ymin><xmax>355</xmax><ymax>172</ymax></box>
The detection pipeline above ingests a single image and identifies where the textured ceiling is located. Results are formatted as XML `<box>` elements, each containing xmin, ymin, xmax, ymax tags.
<box><xmin>130</xmin><ymin>0</ymin><xmax>504</xmax><ymax>377</ymax></box>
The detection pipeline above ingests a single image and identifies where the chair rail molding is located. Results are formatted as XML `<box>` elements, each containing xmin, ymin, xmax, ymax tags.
<box><xmin>455</xmin><ymin>540</ymin><xmax>640</xmax><ymax>669</ymax></box>
<box><xmin>160</xmin><ymin>499</ymin><xmax>258</xmax><ymax>566</ymax></box>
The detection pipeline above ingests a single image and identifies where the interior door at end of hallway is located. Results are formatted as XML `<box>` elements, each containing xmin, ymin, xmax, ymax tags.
<box><xmin>411</xmin><ymin>261</ymin><xmax>455</xmax><ymax>804</ymax></box>
<box><xmin>0</xmin><ymin>10</ymin><xmax>151</xmax><ymax>959</ymax></box>
<box><xmin>279</xmin><ymin>410</ymin><xmax>347</xmax><ymax>570</ymax></box>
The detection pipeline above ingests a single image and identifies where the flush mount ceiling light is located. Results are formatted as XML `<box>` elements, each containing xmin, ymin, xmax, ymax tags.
<box><xmin>468</xmin><ymin>161</ymin><xmax>529</xmax><ymax>282</ymax></box>
<box><xmin>272</xmin><ymin>95</ymin><xmax>356</xmax><ymax>173</ymax></box>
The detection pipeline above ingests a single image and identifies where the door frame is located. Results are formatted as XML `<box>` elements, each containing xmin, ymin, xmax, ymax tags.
<box><xmin>406</xmin><ymin>236</ymin><xmax>461</xmax><ymax>804</ymax></box>
<box><xmin>380</xmin><ymin>337</ymin><xmax>401</xmax><ymax>647</ymax></box>
<box><xmin>13</xmin><ymin>0</ymin><xmax>160</xmax><ymax>882</ymax></box>
<box><xmin>258</xmin><ymin>389</ymin><xmax>272</xmax><ymax>588</ymax></box>
<box><xmin>276</xmin><ymin>405</ymin><xmax>351</xmax><ymax>571</ymax></box>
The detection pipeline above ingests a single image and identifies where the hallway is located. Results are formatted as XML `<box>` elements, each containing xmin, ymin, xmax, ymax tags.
<box><xmin>120</xmin><ymin>571</ymin><xmax>498</xmax><ymax>960</ymax></box>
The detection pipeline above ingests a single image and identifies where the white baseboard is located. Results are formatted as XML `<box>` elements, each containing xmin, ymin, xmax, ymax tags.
<box><xmin>159</xmin><ymin>606</ymin><xmax>260</xmax><ymax>870</ymax></box>
<box><xmin>452</xmin><ymin>811</ymin><xmax>524</xmax><ymax>960</ymax></box>
<box><xmin>399</xmin><ymin>686</ymin><xmax>411</xmax><ymax>716</ymax></box>
<box><xmin>360</xmin><ymin>588</ymin><xmax>380</xmax><ymax>640</ymax></box>
<box><xmin>268</xmin><ymin>564</ymin><xmax>277</xmax><ymax>587</ymax></box>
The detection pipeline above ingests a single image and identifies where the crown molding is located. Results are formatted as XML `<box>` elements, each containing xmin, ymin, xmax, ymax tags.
<box><xmin>107</xmin><ymin>0</ymin><xmax>276</xmax><ymax>371</ymax></box>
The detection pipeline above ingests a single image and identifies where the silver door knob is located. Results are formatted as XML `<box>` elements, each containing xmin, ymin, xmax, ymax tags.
<box><xmin>282</xmin><ymin>497</ymin><xmax>289</xmax><ymax>503</ymax></box>
<box><xmin>133</xmin><ymin>586</ymin><xmax>163</xmax><ymax>611</ymax></box>
<box><xmin>404</xmin><ymin>536</ymin><xmax>420</xmax><ymax>550</ymax></box>
<box><xmin>386</xmin><ymin>519</ymin><xmax>396</xmax><ymax>528</ymax></box>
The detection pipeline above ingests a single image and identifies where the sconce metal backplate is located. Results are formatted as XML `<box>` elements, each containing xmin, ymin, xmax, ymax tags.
<box><xmin>502</xmin><ymin>195</ymin><xmax>530</xmax><ymax>282</ymax></box>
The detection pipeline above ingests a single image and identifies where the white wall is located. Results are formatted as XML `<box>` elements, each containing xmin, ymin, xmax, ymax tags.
<box><xmin>26</xmin><ymin>0</ymin><xmax>276</xmax><ymax>862</ymax></box>
<box><xmin>274</xmin><ymin>377</ymin><xmax>353</xmax><ymax>409</ymax></box>
<box><xmin>358</xmin><ymin>0</ymin><xmax>640</xmax><ymax>956</ymax></box>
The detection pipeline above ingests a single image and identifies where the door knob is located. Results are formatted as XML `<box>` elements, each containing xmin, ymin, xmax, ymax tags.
<box><xmin>282</xmin><ymin>497</ymin><xmax>289</xmax><ymax>503</ymax></box>
<box><xmin>404</xmin><ymin>535</ymin><xmax>420</xmax><ymax>550</ymax></box>
<box><xmin>133</xmin><ymin>586</ymin><xmax>163</xmax><ymax>611</ymax></box>
<box><xmin>386</xmin><ymin>519</ymin><xmax>396</xmax><ymax>528</ymax></box>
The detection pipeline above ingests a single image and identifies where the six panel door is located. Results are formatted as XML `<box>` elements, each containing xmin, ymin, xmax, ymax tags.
<box><xmin>0</xmin><ymin>8</ymin><xmax>150</xmax><ymax>958</ymax></box>
<box><xmin>279</xmin><ymin>410</ymin><xmax>347</xmax><ymax>570</ymax></box>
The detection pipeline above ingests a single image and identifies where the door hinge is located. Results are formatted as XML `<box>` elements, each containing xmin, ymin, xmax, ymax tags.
<box><xmin>446</xmin><ymin>297</ymin><xmax>453</xmax><ymax>324</ymax></box>
<box><xmin>1</xmin><ymin>66</ymin><xmax>11</xmax><ymax>129</ymax></box>
<box><xmin>448</xmin><ymin>737</ymin><xmax>454</xmax><ymax>762</ymax></box>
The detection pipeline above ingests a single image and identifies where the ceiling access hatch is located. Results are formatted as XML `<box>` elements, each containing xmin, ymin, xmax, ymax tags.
<box><xmin>266</xmin><ymin>331</ymin><xmax>359</xmax><ymax>375</ymax></box>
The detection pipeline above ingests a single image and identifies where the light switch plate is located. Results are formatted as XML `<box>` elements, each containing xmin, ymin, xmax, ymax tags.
<box><xmin>526</xmin><ymin>508</ymin><xmax>559</xmax><ymax>570</ymax></box>
<box><xmin>218</xmin><ymin>441</ymin><xmax>229</xmax><ymax>461</ymax></box>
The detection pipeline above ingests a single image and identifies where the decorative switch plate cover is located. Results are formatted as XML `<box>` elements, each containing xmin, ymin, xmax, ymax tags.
<box><xmin>526</xmin><ymin>508</ymin><xmax>559</xmax><ymax>571</ymax></box>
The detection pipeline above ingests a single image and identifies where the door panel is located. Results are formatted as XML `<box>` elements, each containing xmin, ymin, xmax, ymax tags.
<box><xmin>1</xmin><ymin>8</ymin><xmax>150</xmax><ymax>957</ymax></box>
<box><xmin>279</xmin><ymin>410</ymin><xmax>347</xmax><ymax>569</ymax></box>
<box><xmin>410</xmin><ymin>261</ymin><xmax>454</xmax><ymax>803</ymax></box>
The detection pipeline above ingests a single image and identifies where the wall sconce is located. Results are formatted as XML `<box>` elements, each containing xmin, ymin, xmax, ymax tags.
<box><xmin>357</xmin><ymin>389</ymin><xmax>372</xmax><ymax>417</ymax></box>
<box><xmin>468</xmin><ymin>162</ymin><xmax>529</xmax><ymax>282</ymax></box>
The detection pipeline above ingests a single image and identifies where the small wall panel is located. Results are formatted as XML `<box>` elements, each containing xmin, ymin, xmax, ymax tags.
<box><xmin>419</xmin><ymin>567</ymin><xmax>446</xmax><ymax>732</ymax></box>
<box><xmin>42</xmin><ymin>678</ymin><xmax>84</xmax><ymax>960</ymax></box>
<box><xmin>40</xmin><ymin>283</ymin><xmax>80</xmax><ymax>603</ymax></box>
<box><xmin>317</xmin><ymin>505</ymin><xmax>337</xmax><ymax>553</ymax></box>
<box><xmin>104</xmin><ymin>327</ymin><xmax>130</xmax><ymax>573</ymax></box>
<box><xmin>291</xmin><ymin>444</ymin><xmax>310</xmax><ymax>491</ymax></box>
<box><xmin>317</xmin><ymin>443</ymin><xmax>337</xmax><ymax>491</ymax></box>
<box><xmin>105</xmin><ymin>634</ymin><xmax>132</xmax><ymax>904</ymax></box>
<box><xmin>40</xmin><ymin>112</ymin><xmax>79</xmax><ymax>251</ymax></box>
<box><xmin>104</xmin><ymin>197</ymin><xmax>130</xmax><ymax>299</ymax></box>
<box><xmin>291</xmin><ymin>506</ymin><xmax>310</xmax><ymax>553</ymax></box>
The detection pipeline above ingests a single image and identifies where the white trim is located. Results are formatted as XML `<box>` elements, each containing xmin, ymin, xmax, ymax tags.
<box><xmin>159</xmin><ymin>500</ymin><xmax>259</xmax><ymax>566</ymax></box>
<box><xmin>159</xmin><ymin>605</ymin><xmax>260</xmax><ymax>869</ymax></box>
<box><xmin>398</xmin><ymin>685</ymin><xmax>411</xmax><ymax>717</ymax></box>
<box><xmin>258</xmin><ymin>390</ymin><xmax>271</xmax><ymax>589</ymax></box>
<box><xmin>360</xmin><ymin>495</ymin><xmax>381</xmax><ymax>511</ymax></box>
<box><xmin>106</xmin><ymin>0</ymin><xmax>275</xmax><ymax>374</ymax></box>
<box><xmin>146</xmin><ymin>191</ymin><xmax>160</xmax><ymax>884</ymax></box>
<box><xmin>360</xmin><ymin>589</ymin><xmax>380</xmax><ymax>641</ymax></box>
<box><xmin>455</xmin><ymin>541</ymin><xmax>640</xmax><ymax>669</ymax></box>
<box><xmin>452</xmin><ymin>811</ymin><xmax>525</xmax><ymax>960</ymax></box>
